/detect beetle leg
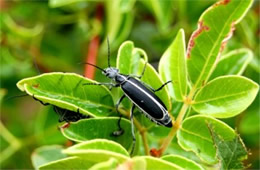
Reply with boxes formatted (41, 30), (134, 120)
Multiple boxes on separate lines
(130, 105), (136, 156)
(129, 62), (147, 79)
(112, 95), (126, 136)
(33, 95), (50, 106)
(154, 80), (172, 92)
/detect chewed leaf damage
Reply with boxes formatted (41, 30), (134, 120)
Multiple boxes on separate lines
(187, 21), (210, 58)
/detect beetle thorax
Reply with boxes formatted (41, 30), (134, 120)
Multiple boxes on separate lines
(103, 67), (119, 79)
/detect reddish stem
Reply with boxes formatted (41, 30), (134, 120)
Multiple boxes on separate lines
(84, 4), (103, 78)
(84, 36), (100, 78)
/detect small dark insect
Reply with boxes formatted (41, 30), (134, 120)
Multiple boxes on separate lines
(84, 38), (173, 155)
(32, 95), (89, 123)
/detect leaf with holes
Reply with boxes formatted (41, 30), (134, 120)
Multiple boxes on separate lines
(192, 76), (259, 118)
(177, 115), (236, 164)
(208, 124), (248, 170)
(17, 73), (115, 117)
(187, 0), (253, 88)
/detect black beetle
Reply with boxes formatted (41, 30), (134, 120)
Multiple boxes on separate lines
(84, 38), (172, 154)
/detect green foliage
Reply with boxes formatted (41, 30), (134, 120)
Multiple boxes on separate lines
(162, 155), (204, 170)
(177, 115), (236, 164)
(159, 29), (187, 101)
(61, 118), (133, 150)
(209, 126), (248, 170)
(192, 76), (259, 118)
(17, 73), (115, 117)
(1, 0), (259, 169)
(187, 0), (253, 88)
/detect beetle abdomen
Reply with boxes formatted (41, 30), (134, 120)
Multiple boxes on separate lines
(121, 77), (172, 127)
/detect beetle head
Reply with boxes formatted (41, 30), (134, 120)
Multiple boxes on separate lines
(103, 67), (119, 79)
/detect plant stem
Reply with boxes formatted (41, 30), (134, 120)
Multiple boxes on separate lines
(158, 103), (189, 155)
(157, 86), (197, 156)
(133, 118), (150, 155)
(0, 121), (21, 164)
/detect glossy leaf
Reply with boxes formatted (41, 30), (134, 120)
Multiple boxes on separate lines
(210, 48), (253, 80)
(162, 155), (204, 170)
(39, 157), (94, 170)
(209, 125), (248, 169)
(192, 76), (259, 118)
(187, 0), (253, 88)
(177, 115), (236, 164)
(89, 158), (118, 170)
(17, 73), (115, 117)
(61, 117), (133, 150)
(159, 29), (187, 101)
(63, 139), (130, 162)
(31, 145), (67, 169)
(133, 156), (182, 169)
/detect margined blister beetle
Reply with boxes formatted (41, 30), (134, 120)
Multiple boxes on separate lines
(84, 38), (173, 155)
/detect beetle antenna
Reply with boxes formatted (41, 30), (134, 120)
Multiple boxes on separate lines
(82, 62), (106, 72)
(5, 94), (29, 101)
(107, 36), (111, 68)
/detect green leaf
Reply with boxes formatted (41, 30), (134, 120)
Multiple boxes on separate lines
(63, 139), (130, 162)
(141, 0), (174, 32)
(39, 157), (94, 170)
(16, 73), (115, 117)
(116, 41), (148, 76)
(105, 1), (134, 48)
(61, 118), (133, 150)
(48, 0), (87, 8)
(31, 145), (67, 169)
(89, 158), (118, 170)
(159, 29), (187, 101)
(210, 48), (253, 80)
(118, 157), (146, 170)
(187, 0), (253, 88)
(192, 76), (259, 118)
(208, 125), (248, 170)
(133, 156), (182, 169)
(162, 155), (204, 170)
(177, 115), (236, 164)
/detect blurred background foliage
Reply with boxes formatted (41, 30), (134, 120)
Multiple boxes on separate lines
(0, 0), (259, 169)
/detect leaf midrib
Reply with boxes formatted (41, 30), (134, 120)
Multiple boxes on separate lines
(193, 90), (252, 104)
(25, 84), (114, 109)
(181, 128), (213, 143)
(193, 1), (243, 89)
